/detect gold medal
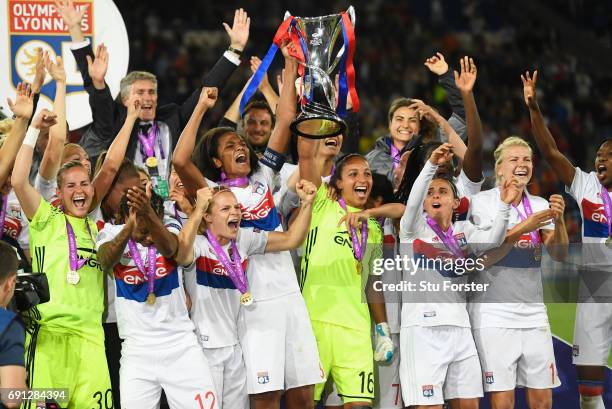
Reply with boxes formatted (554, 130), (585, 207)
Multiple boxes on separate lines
(145, 156), (158, 168)
(146, 293), (156, 305)
(606, 236), (612, 248)
(240, 292), (253, 306)
(534, 247), (542, 262)
(356, 261), (362, 274)
(67, 270), (80, 285)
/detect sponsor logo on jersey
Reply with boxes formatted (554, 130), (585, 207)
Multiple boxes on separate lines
(581, 199), (608, 238)
(1, 0), (129, 129)
(2, 214), (22, 240)
(334, 230), (353, 248)
(257, 371), (270, 384)
(240, 188), (280, 231)
(485, 371), (494, 384)
(422, 385), (434, 398)
(195, 254), (248, 290)
(572, 344), (579, 357)
(114, 254), (179, 301)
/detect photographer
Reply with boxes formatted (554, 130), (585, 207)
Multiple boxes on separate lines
(0, 242), (26, 409)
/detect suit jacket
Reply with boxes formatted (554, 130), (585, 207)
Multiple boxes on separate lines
(71, 43), (238, 160)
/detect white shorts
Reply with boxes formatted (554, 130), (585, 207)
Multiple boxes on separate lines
(322, 333), (402, 408)
(473, 327), (561, 391)
(238, 292), (324, 394)
(399, 326), (483, 406)
(203, 344), (248, 409)
(120, 338), (217, 409)
(572, 302), (612, 366)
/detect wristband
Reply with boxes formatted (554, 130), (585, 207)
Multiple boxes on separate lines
(228, 46), (243, 56)
(23, 126), (40, 148)
(260, 147), (286, 172)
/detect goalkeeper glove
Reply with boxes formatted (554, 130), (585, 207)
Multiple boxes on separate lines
(374, 322), (395, 363)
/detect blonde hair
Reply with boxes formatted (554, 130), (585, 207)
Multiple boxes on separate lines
(493, 136), (533, 184)
(0, 118), (15, 147)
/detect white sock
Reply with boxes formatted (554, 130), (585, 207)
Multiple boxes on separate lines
(580, 394), (605, 409)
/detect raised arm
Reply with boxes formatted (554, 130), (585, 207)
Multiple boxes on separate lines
(0, 84), (35, 187)
(12, 110), (50, 220)
(522, 71), (575, 186)
(454, 56), (483, 182)
(175, 188), (212, 266)
(97, 215), (135, 272)
(172, 88), (217, 198)
(38, 54), (67, 181)
(91, 96), (141, 206)
(55, 0), (87, 42)
(410, 100), (467, 160)
(251, 57), (279, 113)
(265, 47), (298, 155)
(265, 180), (315, 252)
(399, 143), (453, 234)
(542, 194), (569, 261)
(127, 187), (178, 259)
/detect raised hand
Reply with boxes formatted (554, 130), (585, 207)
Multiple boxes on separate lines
(86, 44), (109, 89)
(223, 8), (250, 52)
(170, 189), (194, 216)
(454, 56), (477, 93)
(549, 194), (565, 224)
(296, 179), (317, 205)
(7, 82), (33, 119)
(197, 87), (218, 109)
(196, 187), (214, 213)
(126, 96), (141, 120)
(424, 52), (449, 76)
(500, 177), (522, 205)
(31, 48), (46, 93)
(250, 56), (271, 90)
(337, 210), (370, 230)
(521, 70), (538, 110)
(519, 209), (555, 234)
(55, 0), (87, 31)
(31, 109), (58, 130)
(428, 142), (454, 166)
(43, 53), (66, 83)
(409, 99), (443, 124)
(127, 186), (155, 221)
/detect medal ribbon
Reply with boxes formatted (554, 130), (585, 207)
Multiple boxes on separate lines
(337, 11), (359, 117)
(0, 195), (7, 240)
(65, 217), (94, 272)
(512, 194), (541, 245)
(338, 197), (368, 261)
(425, 216), (465, 259)
(600, 183), (612, 237)
(220, 171), (249, 188)
(206, 229), (248, 295)
(128, 240), (157, 297)
(138, 122), (166, 160)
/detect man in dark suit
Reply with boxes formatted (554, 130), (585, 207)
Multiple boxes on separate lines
(56, 1), (250, 193)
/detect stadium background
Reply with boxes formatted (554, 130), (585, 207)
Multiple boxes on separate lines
(102, 0), (611, 407)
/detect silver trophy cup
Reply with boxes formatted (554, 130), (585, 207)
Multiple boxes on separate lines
(287, 7), (356, 139)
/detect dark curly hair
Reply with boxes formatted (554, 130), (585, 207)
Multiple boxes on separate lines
(194, 127), (260, 182)
(117, 188), (164, 224)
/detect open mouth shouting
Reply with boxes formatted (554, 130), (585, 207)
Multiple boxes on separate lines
(354, 185), (368, 200)
(431, 202), (442, 209)
(73, 194), (87, 209)
(227, 217), (240, 233)
(324, 137), (339, 149)
(234, 150), (248, 165)
(597, 164), (608, 177)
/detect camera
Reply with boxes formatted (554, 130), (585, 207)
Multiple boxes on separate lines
(9, 272), (50, 312)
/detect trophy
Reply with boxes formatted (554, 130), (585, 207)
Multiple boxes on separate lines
(240, 6), (360, 139)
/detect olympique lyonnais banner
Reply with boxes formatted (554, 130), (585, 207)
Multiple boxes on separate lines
(0, 0), (129, 130)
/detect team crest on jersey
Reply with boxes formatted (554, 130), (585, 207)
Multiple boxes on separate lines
(422, 385), (434, 398)
(572, 344), (579, 357)
(485, 371), (494, 384)
(257, 371), (270, 384)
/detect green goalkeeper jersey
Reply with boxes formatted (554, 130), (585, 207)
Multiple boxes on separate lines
(29, 200), (105, 345)
(300, 184), (383, 333)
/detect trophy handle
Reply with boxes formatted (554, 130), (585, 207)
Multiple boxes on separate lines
(328, 7), (356, 74)
(347, 5), (356, 25)
(284, 11), (292, 20)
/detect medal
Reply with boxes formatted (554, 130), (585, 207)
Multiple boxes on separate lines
(337, 197), (369, 269)
(128, 240), (158, 304)
(207, 228), (251, 304)
(145, 156), (158, 168)
(606, 236), (612, 248)
(67, 269), (80, 285)
(146, 292), (156, 305)
(240, 292), (253, 306)
(65, 216), (94, 286)
(425, 216), (465, 260)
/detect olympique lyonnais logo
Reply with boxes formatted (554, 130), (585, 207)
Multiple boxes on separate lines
(0, 0), (129, 129)
(422, 384), (434, 398)
(257, 371), (270, 384)
(572, 344), (579, 357)
(485, 371), (495, 384)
